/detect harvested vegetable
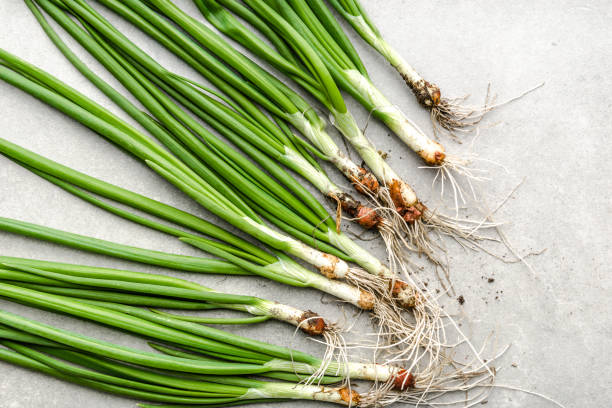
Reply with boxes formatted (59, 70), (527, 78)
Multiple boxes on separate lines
(0, 136), (435, 363)
(0, 46), (386, 295)
(31, 0), (384, 233)
(18, 1), (402, 288)
(0, 216), (372, 318)
(0, 256), (330, 333)
(327, 0), (495, 138)
(184, 0), (497, 262)
(0, 307), (420, 406)
(0, 296), (493, 406)
(1, 11), (443, 357)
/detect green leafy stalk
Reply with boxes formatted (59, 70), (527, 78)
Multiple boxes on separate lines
(0, 341), (352, 405)
(4, 341), (236, 398)
(0, 305), (402, 384)
(0, 215), (375, 310)
(0, 46), (352, 278)
(94, 0), (378, 204)
(32, 0), (340, 234)
(0, 307), (275, 375)
(0, 261), (334, 332)
(0, 345), (254, 404)
(263, 0), (449, 166)
(193, 0), (435, 213)
(0, 216), (247, 275)
(0, 135), (376, 310)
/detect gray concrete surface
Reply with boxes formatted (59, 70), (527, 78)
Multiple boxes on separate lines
(0, 0), (610, 407)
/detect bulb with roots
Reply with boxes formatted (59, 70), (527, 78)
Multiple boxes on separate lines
(404, 76), (493, 141)
(353, 319), (500, 407)
(329, 191), (383, 230)
(359, 364), (496, 407)
(407, 77), (543, 142)
(330, 353), (492, 406)
(374, 177), (500, 267)
(304, 263), (483, 405)
(341, 270), (446, 372)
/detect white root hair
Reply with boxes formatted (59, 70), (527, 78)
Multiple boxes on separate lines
(423, 153), (491, 216)
(303, 321), (351, 387)
(431, 82), (545, 141)
(359, 326), (504, 407)
(345, 176), (418, 277)
(374, 181), (503, 269)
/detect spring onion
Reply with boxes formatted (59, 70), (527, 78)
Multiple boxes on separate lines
(239, 0), (459, 170)
(89, 0), (380, 196)
(1, 3), (445, 372)
(0, 19), (432, 336)
(327, 0), (495, 138)
(49, 0), (431, 272)
(0, 257), (336, 331)
(0, 215), (375, 312)
(0, 46), (365, 284)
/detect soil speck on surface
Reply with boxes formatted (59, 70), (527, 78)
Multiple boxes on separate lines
(457, 295), (465, 305)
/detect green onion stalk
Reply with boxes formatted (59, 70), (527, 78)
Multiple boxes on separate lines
(243, 0), (457, 167)
(328, 0), (492, 139)
(4, 1), (442, 368)
(38, 0), (384, 234)
(94, 0), (381, 209)
(0, 134), (435, 361)
(16, 0), (432, 331)
(187, 0), (497, 262)
(0, 255), (329, 334)
(0, 306), (431, 406)
(24, 0), (404, 288)
(0, 211), (379, 321)
(0, 215), (399, 378)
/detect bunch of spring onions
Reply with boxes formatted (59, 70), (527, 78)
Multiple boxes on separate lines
(0, 304), (424, 407)
(28, 0), (384, 232)
(56, 0), (381, 214)
(94, 0), (495, 262)
(0, 278), (493, 406)
(0, 44), (436, 330)
(198, 0), (449, 165)
(0, 215), (372, 333)
(0, 1), (504, 405)
(67, 0), (409, 219)
(0, 255), (332, 335)
(2, 4), (449, 357)
(18, 1), (405, 288)
(0, 48), (397, 302)
(0, 129), (438, 363)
